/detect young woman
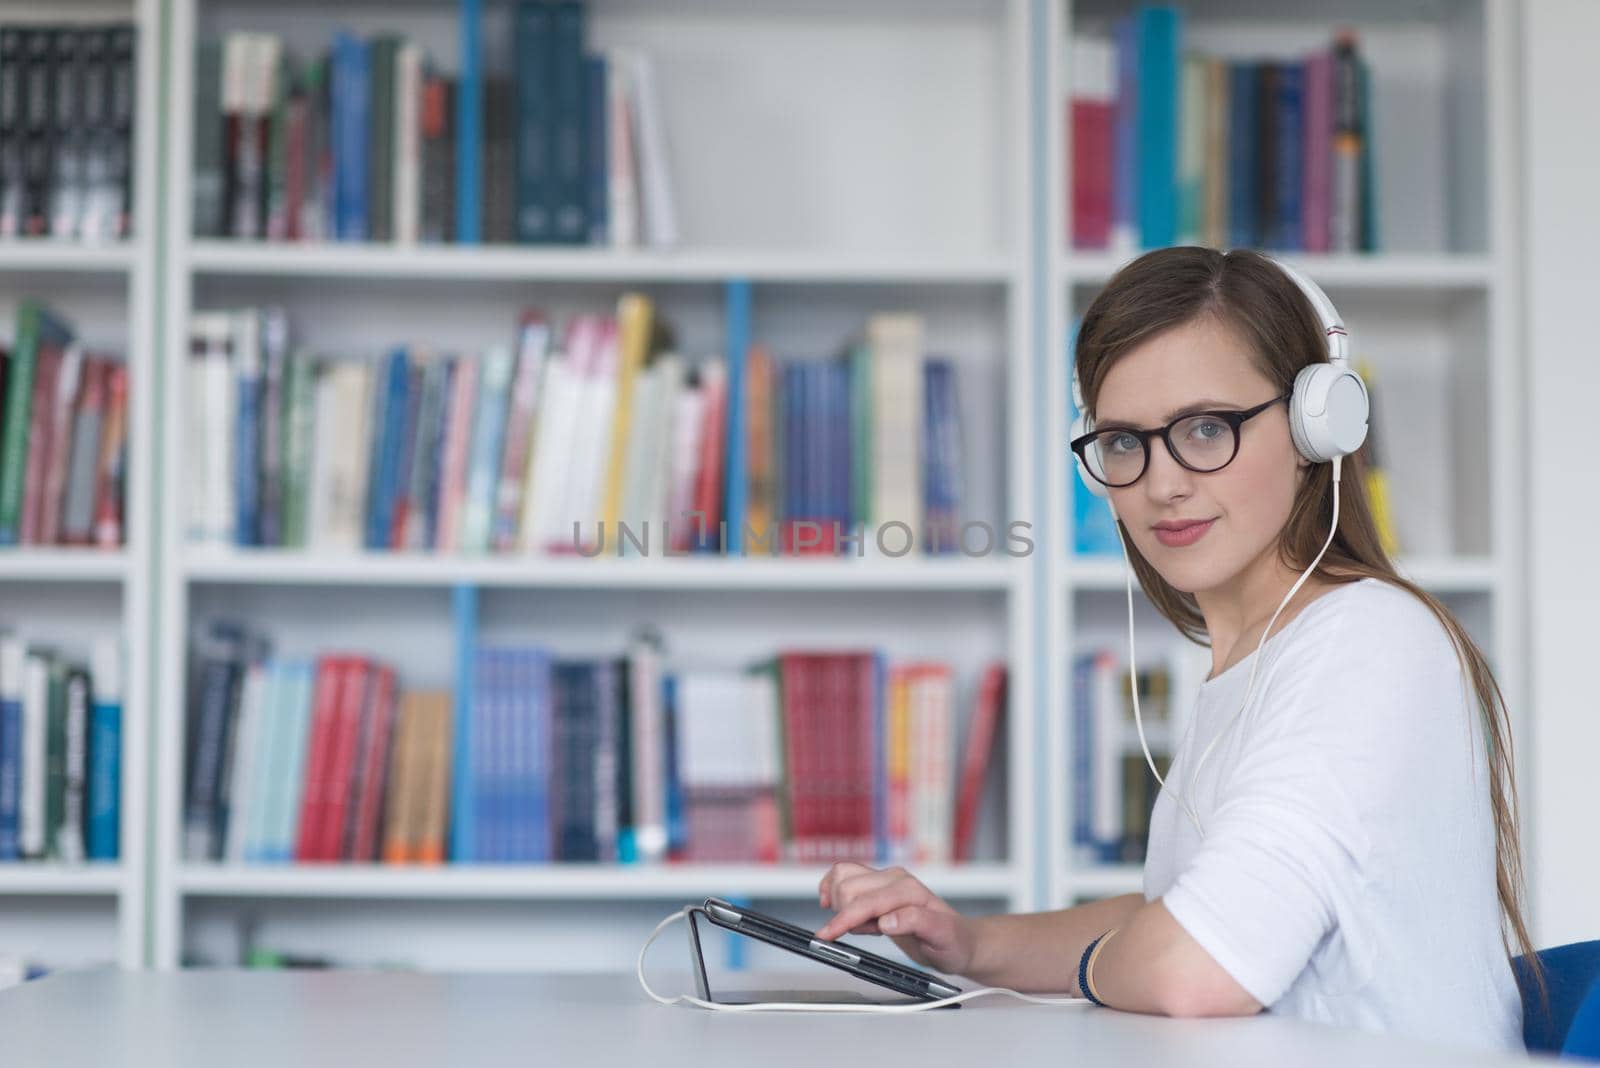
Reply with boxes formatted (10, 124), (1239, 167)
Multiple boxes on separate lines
(812, 247), (1538, 1052)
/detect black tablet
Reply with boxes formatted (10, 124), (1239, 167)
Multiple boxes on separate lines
(687, 897), (963, 1007)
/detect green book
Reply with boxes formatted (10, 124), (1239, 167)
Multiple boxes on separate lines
(0, 301), (72, 545)
(367, 35), (401, 242)
(280, 351), (318, 549)
(850, 342), (873, 533)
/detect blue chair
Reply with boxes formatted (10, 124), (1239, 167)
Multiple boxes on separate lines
(1514, 940), (1600, 1060)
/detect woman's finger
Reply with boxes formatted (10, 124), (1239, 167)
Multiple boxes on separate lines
(814, 880), (927, 943)
(818, 861), (877, 909)
(830, 866), (912, 913)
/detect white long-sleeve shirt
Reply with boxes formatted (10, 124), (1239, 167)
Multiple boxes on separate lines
(1142, 576), (1524, 1053)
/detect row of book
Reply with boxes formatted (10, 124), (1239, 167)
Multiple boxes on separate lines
(1069, 7), (1377, 253)
(0, 23), (137, 242)
(184, 621), (1006, 867)
(186, 299), (990, 558)
(0, 636), (122, 863)
(0, 300), (129, 548)
(1071, 649), (1203, 865)
(196, 2), (676, 248)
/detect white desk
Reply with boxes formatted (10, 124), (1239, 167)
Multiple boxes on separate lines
(0, 969), (1548, 1067)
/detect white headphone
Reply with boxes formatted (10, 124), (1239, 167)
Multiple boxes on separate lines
(1069, 253), (1370, 837)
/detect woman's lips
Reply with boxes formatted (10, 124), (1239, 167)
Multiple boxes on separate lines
(1153, 518), (1215, 547)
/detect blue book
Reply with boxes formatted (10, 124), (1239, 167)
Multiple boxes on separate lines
(1136, 5), (1182, 249)
(449, 584), (479, 862)
(832, 361), (852, 541)
(582, 54), (608, 243)
(1227, 62), (1259, 248)
(1272, 63), (1304, 250)
(457, 0), (483, 243)
(723, 281), (751, 554)
(462, 346), (514, 553)
(332, 32), (370, 241)
(550, 2), (588, 243)
(514, 1), (555, 243)
(0, 640), (23, 860)
(272, 661), (316, 864)
(365, 349), (411, 550)
(86, 642), (122, 862)
(233, 319), (261, 547)
(473, 648), (502, 861)
(1072, 654), (1093, 856)
(661, 673), (685, 857)
(1112, 15), (1139, 247)
(423, 358), (456, 550)
(781, 362), (800, 546)
(525, 649), (552, 862)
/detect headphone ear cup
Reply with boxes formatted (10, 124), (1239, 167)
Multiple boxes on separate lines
(1289, 363), (1371, 464)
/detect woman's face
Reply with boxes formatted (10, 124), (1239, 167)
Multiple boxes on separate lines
(1093, 315), (1305, 597)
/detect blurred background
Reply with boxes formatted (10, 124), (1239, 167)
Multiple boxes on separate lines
(0, 0), (1593, 984)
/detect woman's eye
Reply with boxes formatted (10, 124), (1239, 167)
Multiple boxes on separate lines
(1190, 419), (1226, 441)
(1106, 433), (1139, 455)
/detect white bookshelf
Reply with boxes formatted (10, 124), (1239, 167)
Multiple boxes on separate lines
(1043, 0), (1526, 907)
(0, 0), (160, 972)
(152, 0), (1038, 971)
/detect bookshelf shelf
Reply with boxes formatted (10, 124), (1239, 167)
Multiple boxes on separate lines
(0, 242), (138, 274)
(176, 862), (1021, 901)
(180, 550), (1022, 592)
(0, 550), (129, 583)
(0, 865), (128, 897)
(186, 241), (1018, 286)
(1062, 554), (1501, 595)
(1064, 252), (1498, 291)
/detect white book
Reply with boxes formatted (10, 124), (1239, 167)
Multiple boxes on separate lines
(520, 353), (577, 553)
(867, 314), (925, 556)
(622, 51), (679, 249)
(615, 361), (658, 556)
(19, 652), (48, 859)
(627, 634), (666, 862)
(224, 662), (267, 865)
(605, 55), (640, 250)
(910, 670), (955, 866)
(666, 377), (705, 551)
(1090, 652), (1124, 855)
(189, 312), (236, 545)
(318, 360), (373, 550)
(566, 323), (619, 555)
(644, 353), (685, 546)
(393, 43), (423, 245)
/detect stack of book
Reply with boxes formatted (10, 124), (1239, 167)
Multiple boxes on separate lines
(0, 299), (129, 548)
(184, 620), (1007, 867)
(0, 635), (122, 864)
(0, 23), (138, 242)
(196, 1), (675, 247)
(186, 299), (993, 558)
(1069, 5), (1376, 253)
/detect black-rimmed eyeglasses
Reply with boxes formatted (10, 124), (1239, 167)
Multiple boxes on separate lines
(1070, 393), (1293, 489)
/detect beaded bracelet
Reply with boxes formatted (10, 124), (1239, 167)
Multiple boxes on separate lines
(1077, 927), (1120, 1007)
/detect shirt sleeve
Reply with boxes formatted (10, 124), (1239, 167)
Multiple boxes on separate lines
(1159, 605), (1394, 1008)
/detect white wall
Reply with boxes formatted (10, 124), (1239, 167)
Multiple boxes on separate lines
(1522, 0), (1600, 947)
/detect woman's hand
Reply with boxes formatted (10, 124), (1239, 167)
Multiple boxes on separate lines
(813, 862), (979, 977)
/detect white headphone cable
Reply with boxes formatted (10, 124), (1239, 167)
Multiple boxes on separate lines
(1118, 454), (1345, 839)
(636, 909), (1087, 1013)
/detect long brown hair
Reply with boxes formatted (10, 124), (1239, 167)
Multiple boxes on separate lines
(1074, 245), (1543, 1006)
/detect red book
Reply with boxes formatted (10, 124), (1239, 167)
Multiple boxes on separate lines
(853, 653), (879, 862)
(952, 663), (1006, 863)
(319, 659), (371, 861)
(295, 657), (348, 862)
(283, 93), (308, 241)
(93, 364), (128, 547)
(19, 345), (61, 544)
(778, 653), (812, 863)
(348, 664), (397, 861)
(38, 348), (84, 545)
(691, 362), (726, 551)
(1072, 99), (1114, 250)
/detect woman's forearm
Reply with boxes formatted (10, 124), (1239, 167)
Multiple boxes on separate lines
(962, 893), (1146, 993)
